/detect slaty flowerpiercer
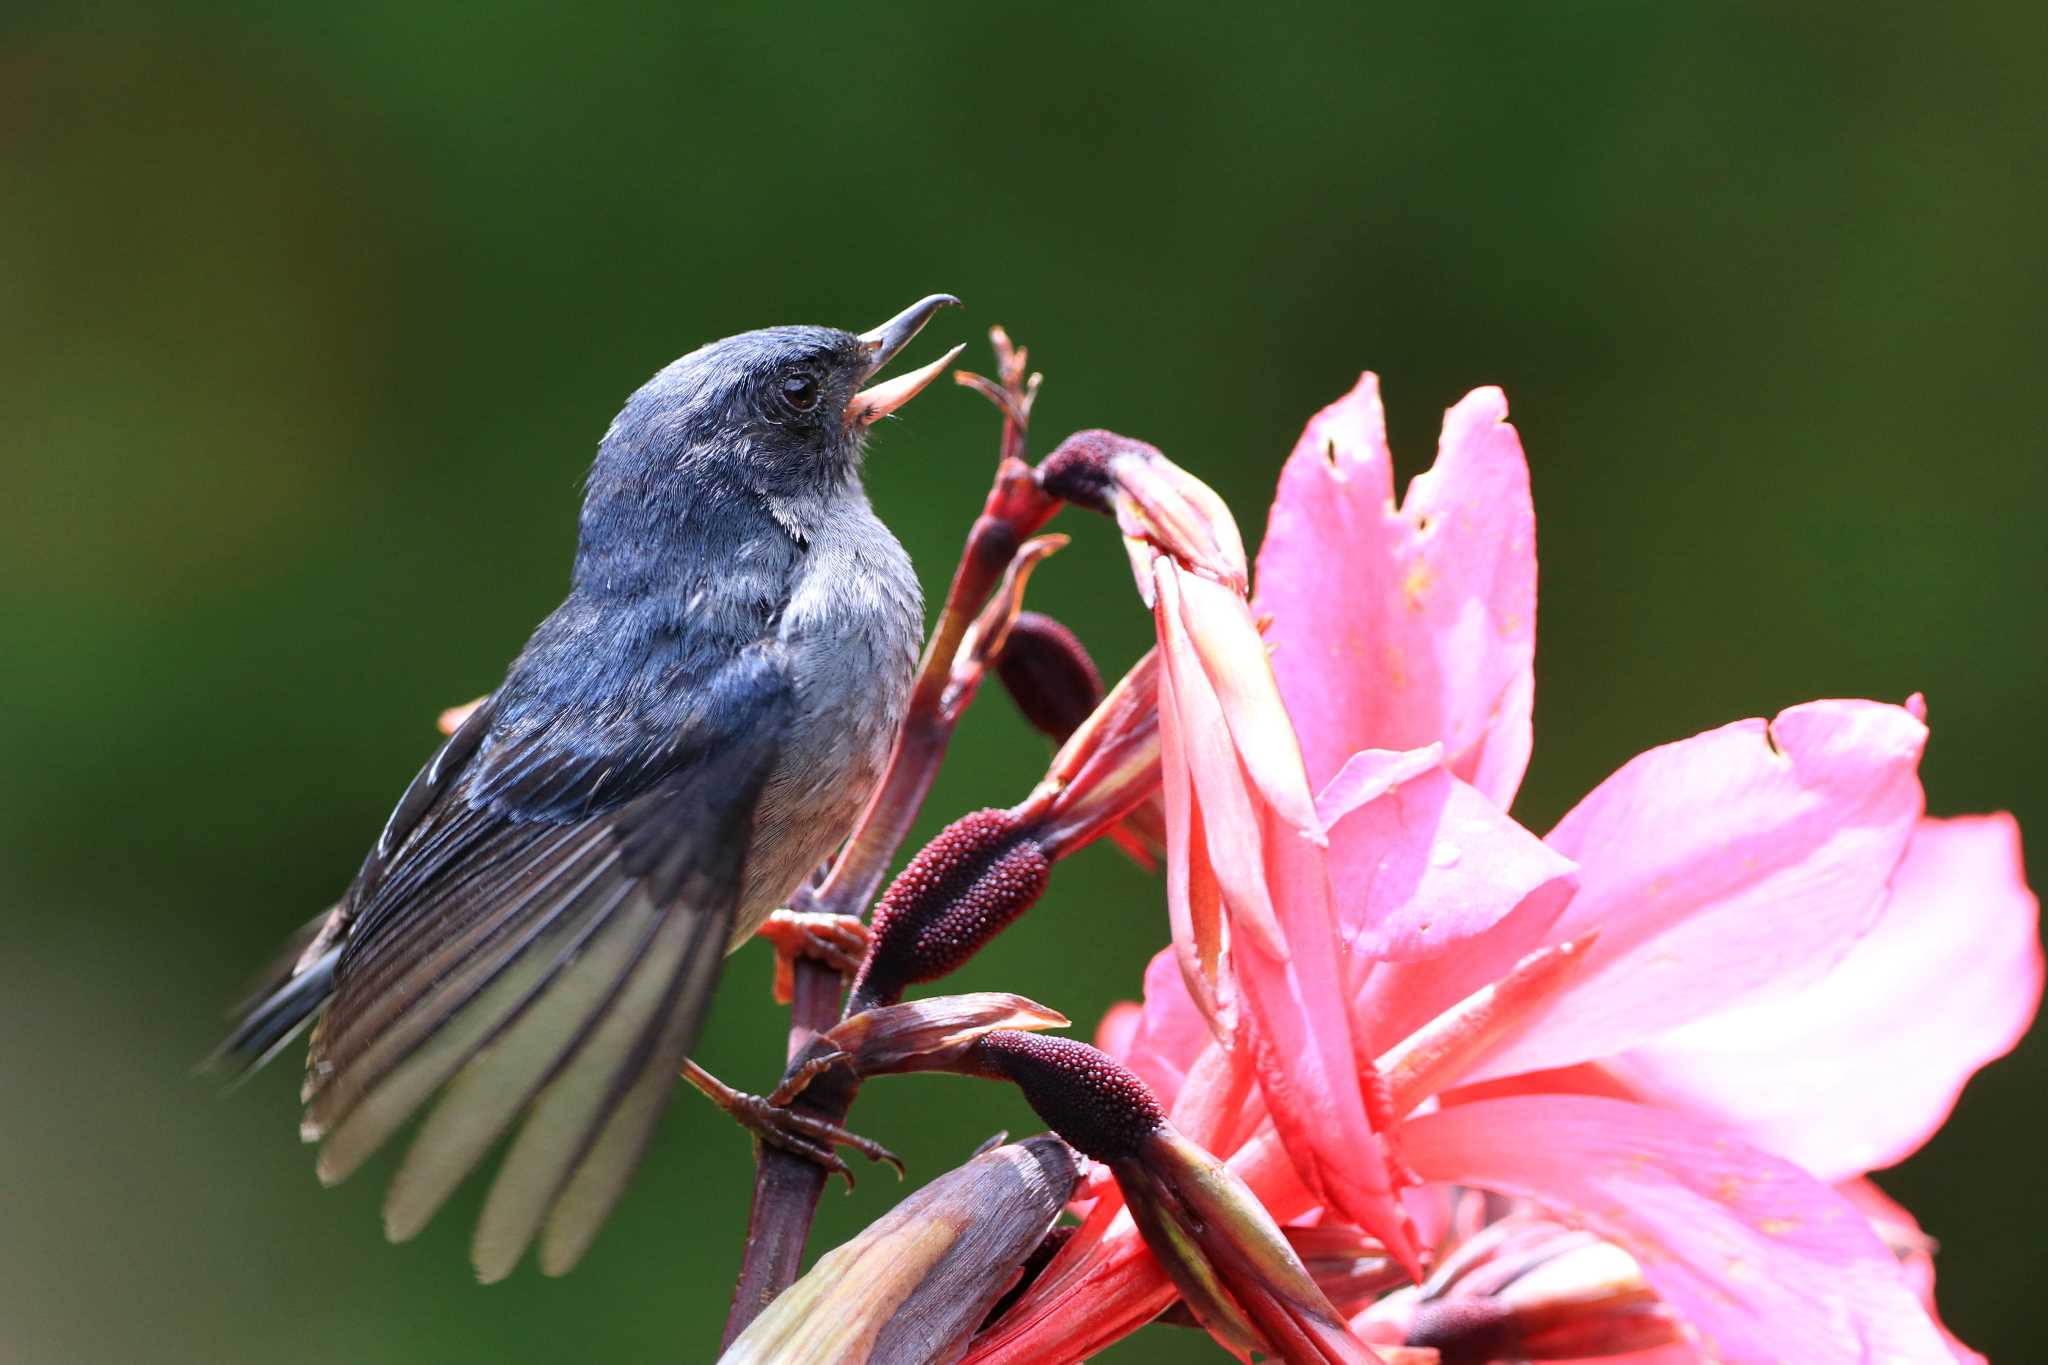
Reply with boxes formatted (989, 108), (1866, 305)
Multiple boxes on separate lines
(215, 295), (962, 1281)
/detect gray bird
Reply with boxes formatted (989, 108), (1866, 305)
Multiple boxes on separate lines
(217, 295), (959, 1281)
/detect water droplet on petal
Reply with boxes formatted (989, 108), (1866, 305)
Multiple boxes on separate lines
(1429, 840), (1462, 869)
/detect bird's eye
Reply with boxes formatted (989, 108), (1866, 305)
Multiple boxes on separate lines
(780, 371), (820, 412)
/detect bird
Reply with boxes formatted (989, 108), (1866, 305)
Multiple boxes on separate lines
(214, 295), (962, 1282)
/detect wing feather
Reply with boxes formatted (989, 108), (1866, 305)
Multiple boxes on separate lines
(293, 641), (793, 1278)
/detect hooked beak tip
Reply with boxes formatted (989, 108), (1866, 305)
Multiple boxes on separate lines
(857, 294), (963, 377)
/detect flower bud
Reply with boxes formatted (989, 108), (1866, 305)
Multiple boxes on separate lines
(848, 810), (1051, 1012)
(719, 1136), (1079, 1365)
(993, 611), (1104, 743)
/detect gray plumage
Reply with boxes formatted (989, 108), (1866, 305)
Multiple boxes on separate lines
(217, 299), (953, 1281)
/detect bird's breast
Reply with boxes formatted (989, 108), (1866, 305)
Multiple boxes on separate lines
(728, 505), (923, 946)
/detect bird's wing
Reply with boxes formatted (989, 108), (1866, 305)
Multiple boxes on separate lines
(301, 642), (794, 1282)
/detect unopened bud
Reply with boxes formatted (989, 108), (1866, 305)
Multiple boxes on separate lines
(849, 810), (1051, 1012)
(961, 1031), (1168, 1163)
(719, 1136), (1079, 1365)
(993, 611), (1104, 743)
(1037, 430), (1248, 602)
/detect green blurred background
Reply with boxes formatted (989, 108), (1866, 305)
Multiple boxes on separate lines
(4, 4), (2042, 1361)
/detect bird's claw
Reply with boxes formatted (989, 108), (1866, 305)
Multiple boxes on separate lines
(726, 1091), (903, 1189)
(756, 909), (870, 1004)
(767, 1048), (851, 1107)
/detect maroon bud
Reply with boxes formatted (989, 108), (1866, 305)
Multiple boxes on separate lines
(1036, 429), (1155, 513)
(964, 1031), (1167, 1163)
(850, 810), (1050, 1012)
(994, 611), (1104, 743)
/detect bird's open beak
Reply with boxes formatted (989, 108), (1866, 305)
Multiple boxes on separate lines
(849, 294), (964, 426)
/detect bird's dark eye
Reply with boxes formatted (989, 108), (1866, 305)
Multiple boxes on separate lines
(780, 371), (820, 412)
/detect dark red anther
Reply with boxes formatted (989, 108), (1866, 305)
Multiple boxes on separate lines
(964, 1031), (1167, 1164)
(994, 611), (1104, 744)
(849, 810), (1050, 1012)
(1035, 429), (1157, 513)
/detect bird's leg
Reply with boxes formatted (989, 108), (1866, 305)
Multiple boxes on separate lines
(681, 1059), (901, 1188)
(754, 909), (869, 1005)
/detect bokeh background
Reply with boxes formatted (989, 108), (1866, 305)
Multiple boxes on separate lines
(4, 4), (2042, 1361)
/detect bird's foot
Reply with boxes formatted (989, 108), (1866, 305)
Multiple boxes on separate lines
(682, 1059), (901, 1188)
(755, 908), (869, 1004)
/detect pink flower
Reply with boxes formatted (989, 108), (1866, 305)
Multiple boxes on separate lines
(970, 376), (2038, 1363)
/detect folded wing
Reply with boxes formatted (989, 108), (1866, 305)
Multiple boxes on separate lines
(300, 644), (793, 1281)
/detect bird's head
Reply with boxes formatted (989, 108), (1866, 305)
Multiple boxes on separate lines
(598, 295), (963, 503)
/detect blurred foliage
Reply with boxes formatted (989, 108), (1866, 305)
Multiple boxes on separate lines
(2, 3), (2041, 1362)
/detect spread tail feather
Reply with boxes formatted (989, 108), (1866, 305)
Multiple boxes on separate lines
(208, 918), (342, 1085)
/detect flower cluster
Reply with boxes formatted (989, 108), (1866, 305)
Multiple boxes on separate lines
(724, 354), (2039, 1364)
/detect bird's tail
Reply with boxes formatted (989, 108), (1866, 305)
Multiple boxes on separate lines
(206, 908), (343, 1085)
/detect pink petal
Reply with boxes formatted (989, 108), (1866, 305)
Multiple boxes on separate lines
(1403, 1095), (1956, 1364)
(1105, 947), (1216, 1106)
(1836, 1179), (1985, 1365)
(1256, 375), (1537, 810)
(1319, 749), (1579, 964)
(1350, 878), (1576, 1062)
(1153, 562), (1418, 1268)
(1094, 1000), (1142, 1066)
(1156, 564), (1287, 962)
(1607, 814), (2041, 1181)
(1155, 630), (1236, 1033)
(1237, 820), (1421, 1274)
(1175, 566), (1322, 837)
(1467, 700), (1928, 1083)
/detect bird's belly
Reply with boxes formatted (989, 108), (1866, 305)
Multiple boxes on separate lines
(724, 693), (902, 951)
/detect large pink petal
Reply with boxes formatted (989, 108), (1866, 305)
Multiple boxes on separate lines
(1256, 375), (1537, 810)
(1319, 749), (1579, 964)
(1350, 879), (1576, 1063)
(1403, 1095), (1956, 1363)
(1467, 700), (1927, 1083)
(1607, 815), (2041, 1181)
